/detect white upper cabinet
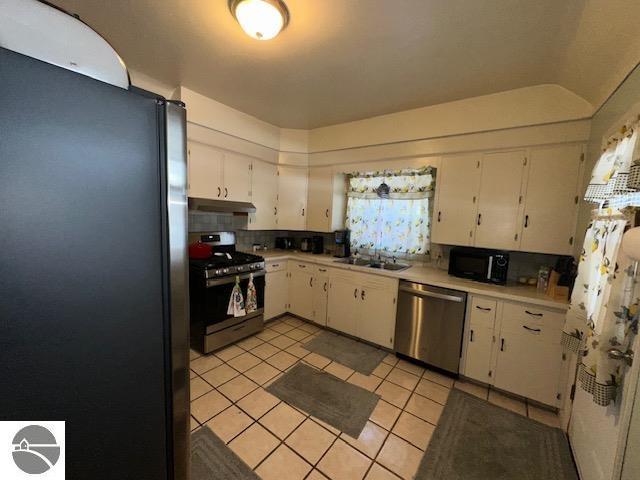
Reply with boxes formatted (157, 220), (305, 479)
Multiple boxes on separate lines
(187, 141), (251, 202)
(277, 165), (308, 230)
(307, 166), (347, 233)
(222, 152), (252, 203)
(520, 144), (583, 255)
(187, 141), (223, 199)
(432, 153), (481, 246)
(248, 160), (278, 230)
(474, 150), (526, 251)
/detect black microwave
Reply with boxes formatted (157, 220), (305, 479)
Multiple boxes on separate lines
(448, 247), (509, 285)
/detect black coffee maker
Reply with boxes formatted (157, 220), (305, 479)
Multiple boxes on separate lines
(312, 236), (324, 254)
(334, 230), (350, 258)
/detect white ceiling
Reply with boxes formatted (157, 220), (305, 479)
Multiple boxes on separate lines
(51, 0), (640, 129)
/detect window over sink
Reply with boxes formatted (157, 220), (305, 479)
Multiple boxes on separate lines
(345, 166), (435, 255)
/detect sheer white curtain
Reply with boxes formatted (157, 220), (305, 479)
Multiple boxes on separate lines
(345, 167), (435, 255)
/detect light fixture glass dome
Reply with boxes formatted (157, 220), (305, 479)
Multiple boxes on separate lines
(230, 0), (289, 41)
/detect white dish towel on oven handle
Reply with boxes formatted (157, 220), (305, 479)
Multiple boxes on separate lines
(246, 273), (257, 314)
(227, 275), (246, 317)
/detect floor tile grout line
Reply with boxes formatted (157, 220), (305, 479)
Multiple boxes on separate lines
(190, 323), (455, 478)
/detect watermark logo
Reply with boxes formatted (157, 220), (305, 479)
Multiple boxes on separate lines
(11, 425), (60, 474)
(0, 421), (64, 479)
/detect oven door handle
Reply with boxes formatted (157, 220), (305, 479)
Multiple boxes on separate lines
(206, 270), (265, 287)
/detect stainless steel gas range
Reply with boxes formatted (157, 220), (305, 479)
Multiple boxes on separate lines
(189, 231), (265, 353)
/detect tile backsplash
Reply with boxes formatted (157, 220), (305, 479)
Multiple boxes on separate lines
(189, 211), (570, 279)
(188, 211), (336, 253)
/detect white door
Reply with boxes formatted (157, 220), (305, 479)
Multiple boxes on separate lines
(431, 153), (481, 246)
(265, 270), (288, 320)
(357, 278), (397, 348)
(570, 334), (640, 480)
(327, 274), (359, 336)
(312, 272), (329, 326)
(248, 160), (278, 230)
(464, 325), (494, 383)
(307, 166), (333, 232)
(474, 150), (525, 250)
(289, 269), (314, 320)
(278, 166), (308, 230)
(520, 144), (583, 254)
(222, 151), (252, 202)
(187, 141), (223, 199)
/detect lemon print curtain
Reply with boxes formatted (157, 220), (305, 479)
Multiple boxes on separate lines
(345, 167), (435, 255)
(562, 217), (638, 406)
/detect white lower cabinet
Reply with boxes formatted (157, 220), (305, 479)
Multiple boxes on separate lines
(327, 269), (398, 348)
(462, 295), (565, 406)
(326, 270), (359, 336)
(264, 262), (288, 320)
(288, 262), (314, 320)
(493, 330), (563, 406)
(312, 268), (329, 326)
(464, 325), (495, 384)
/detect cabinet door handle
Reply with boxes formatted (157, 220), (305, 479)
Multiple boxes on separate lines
(298, 264), (306, 268)
(525, 310), (543, 317)
(524, 215), (529, 228)
(310, 277), (313, 287)
(523, 325), (542, 333)
(323, 282), (327, 292)
(477, 213), (482, 225)
(475, 306), (491, 311)
(470, 329), (474, 342)
(217, 186), (221, 197)
(437, 211), (441, 222)
(325, 209), (329, 217)
(274, 206), (277, 215)
(318, 268), (327, 272)
(354, 288), (358, 298)
(272, 263), (279, 268)
(302, 208), (305, 216)
(224, 187), (228, 198)
(500, 338), (505, 351)
(361, 289), (366, 300)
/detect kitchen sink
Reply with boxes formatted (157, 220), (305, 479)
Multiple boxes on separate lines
(333, 257), (371, 266)
(334, 257), (410, 271)
(368, 261), (411, 271)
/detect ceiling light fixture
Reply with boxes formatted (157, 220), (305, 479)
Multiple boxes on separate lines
(229, 0), (289, 41)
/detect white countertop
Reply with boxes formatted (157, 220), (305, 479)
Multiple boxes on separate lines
(253, 249), (570, 310)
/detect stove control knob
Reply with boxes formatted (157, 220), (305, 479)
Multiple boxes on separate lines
(222, 268), (229, 274)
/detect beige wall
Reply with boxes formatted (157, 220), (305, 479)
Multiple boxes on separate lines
(307, 84), (592, 153)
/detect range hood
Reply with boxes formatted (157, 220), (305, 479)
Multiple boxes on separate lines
(188, 197), (256, 213)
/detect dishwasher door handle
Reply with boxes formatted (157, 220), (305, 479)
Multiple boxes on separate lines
(399, 286), (465, 303)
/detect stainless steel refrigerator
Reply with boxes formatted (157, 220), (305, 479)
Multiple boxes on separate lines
(0, 43), (190, 479)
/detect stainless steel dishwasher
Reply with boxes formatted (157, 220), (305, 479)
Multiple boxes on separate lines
(394, 281), (467, 374)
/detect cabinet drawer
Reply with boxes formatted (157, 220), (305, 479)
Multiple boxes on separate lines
(469, 296), (497, 329)
(266, 260), (286, 273)
(315, 265), (330, 275)
(360, 273), (398, 291)
(289, 261), (315, 273)
(500, 302), (564, 344)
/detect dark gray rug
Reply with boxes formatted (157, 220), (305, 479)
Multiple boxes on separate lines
(303, 331), (387, 375)
(417, 390), (578, 480)
(191, 426), (260, 480)
(266, 362), (380, 437)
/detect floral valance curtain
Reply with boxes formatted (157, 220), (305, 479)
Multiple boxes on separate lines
(563, 120), (640, 406)
(585, 120), (640, 209)
(346, 167), (435, 255)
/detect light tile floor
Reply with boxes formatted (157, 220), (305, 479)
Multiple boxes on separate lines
(190, 315), (560, 480)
